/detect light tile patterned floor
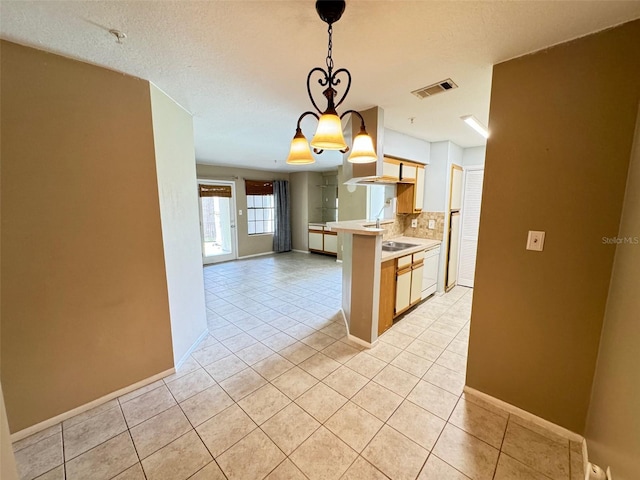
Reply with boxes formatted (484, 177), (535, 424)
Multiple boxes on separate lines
(14, 252), (584, 480)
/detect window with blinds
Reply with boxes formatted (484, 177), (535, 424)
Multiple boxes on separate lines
(245, 180), (274, 235)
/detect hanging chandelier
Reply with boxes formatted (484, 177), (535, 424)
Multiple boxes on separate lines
(286, 0), (377, 165)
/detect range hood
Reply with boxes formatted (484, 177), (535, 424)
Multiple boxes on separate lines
(344, 175), (399, 185)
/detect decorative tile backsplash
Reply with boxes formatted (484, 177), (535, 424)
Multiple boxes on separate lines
(384, 211), (446, 241)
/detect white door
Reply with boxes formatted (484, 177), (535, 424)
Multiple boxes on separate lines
(458, 168), (484, 287)
(198, 181), (237, 264)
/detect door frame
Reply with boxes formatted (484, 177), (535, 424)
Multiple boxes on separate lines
(197, 179), (239, 265)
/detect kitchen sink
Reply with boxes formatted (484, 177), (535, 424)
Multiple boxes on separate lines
(382, 241), (419, 252)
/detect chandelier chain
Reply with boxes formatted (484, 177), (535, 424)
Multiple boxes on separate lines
(326, 24), (334, 73)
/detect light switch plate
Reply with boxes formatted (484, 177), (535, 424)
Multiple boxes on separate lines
(428, 219), (435, 229)
(526, 230), (545, 251)
(239, 210), (243, 215)
(411, 219), (418, 228)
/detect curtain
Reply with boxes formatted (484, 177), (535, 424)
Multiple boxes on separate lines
(273, 180), (291, 253)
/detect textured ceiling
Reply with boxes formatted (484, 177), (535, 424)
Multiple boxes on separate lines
(1, 1), (639, 172)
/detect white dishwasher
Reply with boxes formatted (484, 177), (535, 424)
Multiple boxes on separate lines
(422, 246), (440, 299)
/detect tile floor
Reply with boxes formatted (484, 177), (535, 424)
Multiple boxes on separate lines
(14, 252), (584, 480)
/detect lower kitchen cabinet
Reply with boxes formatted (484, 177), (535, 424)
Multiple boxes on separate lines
(395, 266), (412, 314)
(379, 248), (431, 334)
(378, 260), (396, 335)
(308, 225), (338, 256)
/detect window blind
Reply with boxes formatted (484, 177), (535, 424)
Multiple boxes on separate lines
(245, 180), (273, 196)
(199, 184), (232, 198)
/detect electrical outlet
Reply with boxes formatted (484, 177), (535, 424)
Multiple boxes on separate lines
(428, 219), (435, 229)
(238, 209), (243, 215)
(411, 219), (418, 228)
(526, 230), (545, 251)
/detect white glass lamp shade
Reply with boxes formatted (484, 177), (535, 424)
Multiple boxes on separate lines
(310, 112), (348, 150)
(347, 130), (377, 163)
(286, 130), (315, 164)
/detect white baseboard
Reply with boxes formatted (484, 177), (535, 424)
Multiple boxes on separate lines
(463, 386), (584, 443)
(237, 251), (275, 260)
(11, 368), (175, 442)
(347, 333), (378, 349)
(292, 249), (310, 254)
(339, 308), (378, 349)
(175, 329), (209, 370)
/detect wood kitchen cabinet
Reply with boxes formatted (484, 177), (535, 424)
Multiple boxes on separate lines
(396, 163), (426, 214)
(378, 260), (396, 335)
(379, 250), (427, 335)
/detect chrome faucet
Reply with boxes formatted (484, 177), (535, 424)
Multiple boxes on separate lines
(374, 201), (389, 228)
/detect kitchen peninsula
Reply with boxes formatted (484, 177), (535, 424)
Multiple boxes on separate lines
(328, 219), (440, 346)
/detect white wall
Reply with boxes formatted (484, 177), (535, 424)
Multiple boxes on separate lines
(463, 146), (486, 166)
(424, 141), (449, 212)
(150, 84), (208, 366)
(384, 128), (431, 164)
(585, 107), (640, 480)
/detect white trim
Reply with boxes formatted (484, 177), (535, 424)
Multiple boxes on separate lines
(582, 439), (589, 480)
(463, 386), (584, 442)
(198, 179), (238, 265)
(292, 249), (310, 254)
(339, 308), (378, 349)
(237, 251), (275, 260)
(175, 329), (208, 370)
(335, 259), (343, 263)
(347, 333), (378, 349)
(11, 368), (175, 442)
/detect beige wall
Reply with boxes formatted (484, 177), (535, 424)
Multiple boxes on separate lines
(466, 21), (640, 433)
(290, 172), (310, 251)
(150, 84), (208, 365)
(0, 41), (174, 432)
(195, 165), (289, 258)
(584, 106), (640, 480)
(336, 165), (367, 260)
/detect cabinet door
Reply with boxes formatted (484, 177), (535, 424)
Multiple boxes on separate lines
(309, 232), (323, 251)
(383, 160), (400, 180)
(410, 265), (423, 304)
(395, 268), (412, 314)
(401, 163), (417, 181)
(323, 233), (338, 253)
(378, 260), (396, 335)
(414, 167), (425, 211)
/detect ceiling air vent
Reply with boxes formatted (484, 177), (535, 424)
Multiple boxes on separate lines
(411, 79), (458, 99)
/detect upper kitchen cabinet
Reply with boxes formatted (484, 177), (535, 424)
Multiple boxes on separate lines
(394, 158), (426, 214)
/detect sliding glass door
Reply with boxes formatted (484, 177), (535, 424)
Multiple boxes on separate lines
(198, 181), (237, 264)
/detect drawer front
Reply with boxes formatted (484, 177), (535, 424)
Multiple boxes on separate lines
(309, 225), (324, 231)
(397, 254), (412, 269)
(413, 250), (426, 263)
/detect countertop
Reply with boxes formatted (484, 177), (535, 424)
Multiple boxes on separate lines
(380, 236), (441, 261)
(326, 218), (394, 236)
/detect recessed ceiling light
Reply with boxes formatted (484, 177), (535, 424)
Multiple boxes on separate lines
(461, 115), (489, 139)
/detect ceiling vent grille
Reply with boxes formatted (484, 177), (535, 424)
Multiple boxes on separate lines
(411, 79), (458, 99)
